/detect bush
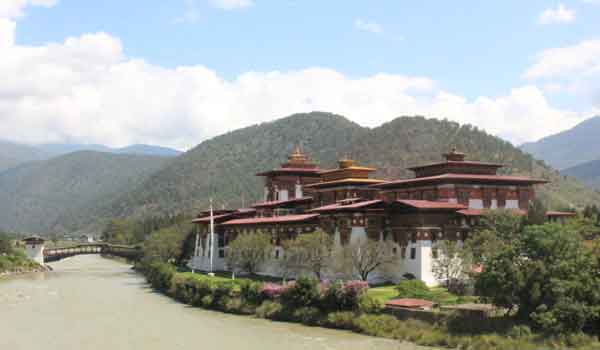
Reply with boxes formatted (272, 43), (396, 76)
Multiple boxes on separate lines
(357, 294), (383, 314)
(281, 277), (320, 308)
(260, 282), (288, 299)
(255, 300), (283, 319)
(211, 282), (235, 309)
(395, 279), (432, 299)
(507, 324), (532, 339)
(239, 281), (264, 305)
(354, 314), (402, 338)
(292, 307), (323, 326)
(325, 311), (357, 330)
(144, 261), (175, 292)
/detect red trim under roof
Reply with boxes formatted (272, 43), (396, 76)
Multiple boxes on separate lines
(373, 173), (549, 188)
(408, 160), (504, 171)
(192, 208), (257, 223)
(310, 199), (383, 213)
(221, 214), (320, 226)
(256, 167), (322, 176)
(396, 199), (466, 210)
(251, 197), (313, 208)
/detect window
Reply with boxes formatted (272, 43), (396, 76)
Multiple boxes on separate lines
(483, 190), (492, 208)
(218, 234), (225, 248)
(392, 247), (398, 255)
(410, 247), (416, 260)
(274, 249), (280, 259)
(457, 190), (469, 205)
(401, 246), (407, 259)
(497, 191), (506, 207)
(218, 249), (225, 258)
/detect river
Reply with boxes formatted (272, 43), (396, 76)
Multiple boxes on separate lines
(0, 255), (421, 350)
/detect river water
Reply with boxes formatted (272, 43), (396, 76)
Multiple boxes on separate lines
(0, 255), (421, 350)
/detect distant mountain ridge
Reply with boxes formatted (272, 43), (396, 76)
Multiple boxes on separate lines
(562, 159), (600, 190)
(521, 116), (600, 170)
(0, 141), (182, 174)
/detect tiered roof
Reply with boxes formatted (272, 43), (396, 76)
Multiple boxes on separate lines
(306, 158), (385, 189)
(256, 146), (322, 177)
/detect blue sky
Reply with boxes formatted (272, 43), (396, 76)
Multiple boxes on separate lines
(1, 0), (600, 149)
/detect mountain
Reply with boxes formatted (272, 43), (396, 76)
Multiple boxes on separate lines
(58, 112), (599, 233)
(0, 151), (168, 233)
(39, 143), (182, 158)
(562, 159), (600, 190)
(115, 144), (182, 157)
(521, 116), (600, 170)
(0, 141), (49, 173)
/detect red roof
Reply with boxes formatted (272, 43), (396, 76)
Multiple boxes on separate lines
(251, 197), (313, 208)
(310, 199), (383, 212)
(396, 199), (466, 210)
(192, 208), (257, 223)
(373, 173), (548, 188)
(221, 214), (320, 226)
(385, 298), (435, 309)
(457, 208), (527, 216)
(546, 211), (577, 217)
(305, 178), (385, 188)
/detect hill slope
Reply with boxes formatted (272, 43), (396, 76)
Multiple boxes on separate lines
(0, 151), (168, 233)
(39, 143), (182, 158)
(67, 112), (599, 232)
(521, 116), (600, 169)
(562, 160), (600, 190)
(0, 141), (48, 173)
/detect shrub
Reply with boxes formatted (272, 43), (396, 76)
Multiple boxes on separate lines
(144, 262), (175, 292)
(260, 282), (288, 299)
(200, 295), (213, 308)
(211, 281), (235, 309)
(354, 314), (401, 338)
(321, 280), (370, 312)
(240, 281), (264, 305)
(357, 294), (383, 314)
(507, 324), (532, 339)
(292, 307), (323, 326)
(255, 300), (283, 319)
(395, 279), (432, 299)
(281, 277), (320, 308)
(325, 311), (357, 330)
(191, 279), (213, 306)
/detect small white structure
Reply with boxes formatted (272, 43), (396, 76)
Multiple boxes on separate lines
(22, 236), (45, 265)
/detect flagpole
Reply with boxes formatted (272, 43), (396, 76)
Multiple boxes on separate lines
(209, 197), (215, 275)
(192, 224), (199, 273)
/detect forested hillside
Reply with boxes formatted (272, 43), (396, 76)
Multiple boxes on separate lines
(0, 151), (168, 233)
(62, 112), (599, 233)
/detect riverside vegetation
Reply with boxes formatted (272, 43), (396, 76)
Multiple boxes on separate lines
(0, 232), (45, 275)
(132, 206), (600, 350)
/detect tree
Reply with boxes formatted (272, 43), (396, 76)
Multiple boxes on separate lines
(431, 240), (473, 292)
(225, 231), (272, 275)
(465, 209), (523, 265)
(0, 232), (13, 255)
(341, 238), (395, 281)
(524, 198), (547, 226)
(141, 223), (191, 264)
(475, 223), (600, 333)
(282, 230), (332, 280)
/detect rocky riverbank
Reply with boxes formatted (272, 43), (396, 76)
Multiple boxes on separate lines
(0, 256), (50, 278)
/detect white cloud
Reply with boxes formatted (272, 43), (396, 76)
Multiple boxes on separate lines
(524, 39), (600, 108)
(354, 19), (383, 34)
(209, 0), (253, 10)
(0, 5), (590, 150)
(537, 4), (575, 24)
(0, 0), (56, 19)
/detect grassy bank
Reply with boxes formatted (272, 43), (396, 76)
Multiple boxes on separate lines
(0, 252), (46, 277)
(138, 262), (600, 350)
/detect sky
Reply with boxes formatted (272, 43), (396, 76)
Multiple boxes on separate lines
(1, 0), (600, 151)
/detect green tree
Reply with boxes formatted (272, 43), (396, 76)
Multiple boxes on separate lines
(475, 223), (600, 333)
(465, 209), (522, 265)
(141, 223), (191, 264)
(0, 232), (13, 255)
(524, 198), (548, 226)
(225, 231), (272, 275)
(282, 230), (332, 280)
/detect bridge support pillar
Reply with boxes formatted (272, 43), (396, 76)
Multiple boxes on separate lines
(22, 236), (45, 265)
